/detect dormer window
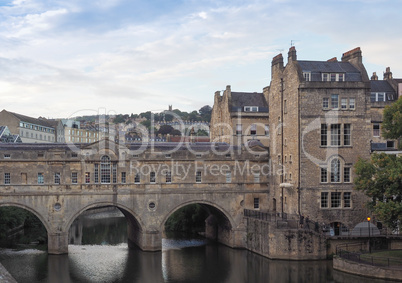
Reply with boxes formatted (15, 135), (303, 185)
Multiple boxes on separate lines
(244, 106), (258, 112)
(322, 73), (345, 82)
(303, 72), (311, 81)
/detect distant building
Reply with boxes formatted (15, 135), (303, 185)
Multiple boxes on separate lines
(0, 126), (22, 143)
(210, 85), (269, 147)
(56, 119), (100, 143)
(0, 109), (57, 143)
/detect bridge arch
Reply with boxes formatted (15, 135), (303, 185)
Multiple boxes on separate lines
(64, 201), (145, 234)
(0, 202), (51, 233)
(160, 200), (235, 231)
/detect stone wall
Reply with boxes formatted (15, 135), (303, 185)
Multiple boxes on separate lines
(245, 217), (326, 260)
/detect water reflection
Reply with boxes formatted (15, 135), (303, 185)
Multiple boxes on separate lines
(0, 210), (400, 283)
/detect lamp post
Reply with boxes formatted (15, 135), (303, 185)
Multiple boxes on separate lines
(367, 217), (371, 253)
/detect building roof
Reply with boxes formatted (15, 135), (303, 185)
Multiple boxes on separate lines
(6, 110), (57, 128)
(370, 80), (396, 93)
(298, 60), (362, 81)
(230, 92), (269, 113)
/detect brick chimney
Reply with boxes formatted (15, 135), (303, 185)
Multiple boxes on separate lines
(371, 72), (378, 80)
(288, 46), (297, 63)
(271, 53), (284, 80)
(341, 47), (369, 82)
(341, 47), (362, 63)
(383, 67), (393, 80)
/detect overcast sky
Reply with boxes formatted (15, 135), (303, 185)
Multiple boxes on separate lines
(1, 0), (401, 119)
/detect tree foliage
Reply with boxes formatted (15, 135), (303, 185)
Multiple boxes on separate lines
(354, 153), (402, 229)
(382, 96), (402, 146)
(165, 204), (209, 233)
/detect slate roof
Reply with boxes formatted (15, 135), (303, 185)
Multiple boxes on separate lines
(230, 92), (269, 113)
(370, 80), (396, 93)
(298, 60), (362, 82)
(9, 111), (57, 128)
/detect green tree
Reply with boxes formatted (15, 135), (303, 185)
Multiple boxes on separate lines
(158, 125), (174, 135)
(382, 96), (402, 148)
(354, 153), (402, 229)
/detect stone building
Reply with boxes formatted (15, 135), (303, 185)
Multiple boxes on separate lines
(210, 85), (269, 147)
(267, 46), (373, 234)
(0, 109), (57, 143)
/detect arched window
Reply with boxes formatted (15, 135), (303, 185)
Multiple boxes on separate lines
(101, 155), (111, 184)
(330, 158), (340, 182)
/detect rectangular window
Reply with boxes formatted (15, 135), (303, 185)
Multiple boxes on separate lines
(378, 93), (384, 101)
(121, 172), (126, 184)
(254, 198), (260, 209)
(134, 173), (140, 184)
(349, 98), (355, 109)
(226, 172), (231, 183)
(112, 163), (117, 184)
(330, 124), (341, 146)
(344, 124), (351, 146)
(321, 168), (327, 183)
(338, 73), (344, 82)
(166, 171), (172, 183)
(331, 94), (339, 109)
(94, 164), (99, 183)
(54, 173), (61, 184)
(150, 172), (156, 184)
(265, 125), (269, 136)
(323, 97), (329, 109)
(196, 171), (202, 183)
(321, 192), (328, 208)
(4, 154), (10, 158)
(373, 124), (380, 137)
(303, 72), (311, 81)
(344, 192), (351, 208)
(387, 140), (395, 148)
(85, 172), (90, 184)
(344, 167), (351, 183)
(244, 106), (258, 112)
(38, 173), (44, 184)
(322, 73), (329, 81)
(71, 172), (78, 184)
(4, 173), (10, 184)
(341, 98), (347, 109)
(236, 124), (242, 135)
(250, 124), (256, 135)
(321, 124), (327, 146)
(370, 93), (376, 102)
(330, 73), (336, 82)
(331, 192), (341, 208)
(253, 173), (260, 183)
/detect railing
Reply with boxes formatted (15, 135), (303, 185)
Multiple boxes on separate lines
(337, 243), (402, 269)
(243, 209), (324, 233)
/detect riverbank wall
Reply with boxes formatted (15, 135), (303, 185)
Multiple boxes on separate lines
(0, 263), (17, 283)
(333, 255), (402, 281)
(245, 217), (327, 260)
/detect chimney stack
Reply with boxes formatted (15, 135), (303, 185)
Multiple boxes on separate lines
(383, 67), (393, 80)
(371, 72), (378, 80)
(288, 46), (297, 62)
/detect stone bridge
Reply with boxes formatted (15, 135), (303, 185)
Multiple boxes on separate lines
(0, 139), (269, 254)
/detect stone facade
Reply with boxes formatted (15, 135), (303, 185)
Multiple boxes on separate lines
(210, 85), (269, 147)
(0, 139), (269, 254)
(268, 47), (373, 232)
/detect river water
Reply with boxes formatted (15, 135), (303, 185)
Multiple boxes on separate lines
(0, 210), (396, 283)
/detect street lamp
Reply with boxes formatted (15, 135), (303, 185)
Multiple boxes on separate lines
(367, 217), (371, 253)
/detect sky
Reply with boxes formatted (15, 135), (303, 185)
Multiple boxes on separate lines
(1, 0), (402, 119)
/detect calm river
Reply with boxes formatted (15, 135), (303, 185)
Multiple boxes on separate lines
(0, 210), (395, 283)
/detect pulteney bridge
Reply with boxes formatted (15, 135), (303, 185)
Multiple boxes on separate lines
(0, 139), (269, 254)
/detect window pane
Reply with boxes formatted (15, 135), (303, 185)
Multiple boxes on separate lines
(344, 192), (351, 208)
(85, 172), (90, 184)
(321, 168), (327, 183)
(38, 173), (44, 184)
(349, 98), (355, 109)
(135, 173), (140, 184)
(72, 172), (78, 184)
(321, 124), (327, 146)
(121, 172), (126, 184)
(321, 192), (328, 208)
(323, 97), (329, 109)
(331, 159), (340, 182)
(196, 171), (202, 183)
(344, 124), (351, 146)
(344, 167), (351, 183)
(331, 94), (339, 108)
(150, 172), (156, 183)
(341, 98), (347, 109)
(331, 192), (341, 207)
(4, 173), (10, 184)
(330, 124), (341, 146)
(373, 124), (380, 137)
(254, 198), (260, 209)
(100, 156), (111, 184)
